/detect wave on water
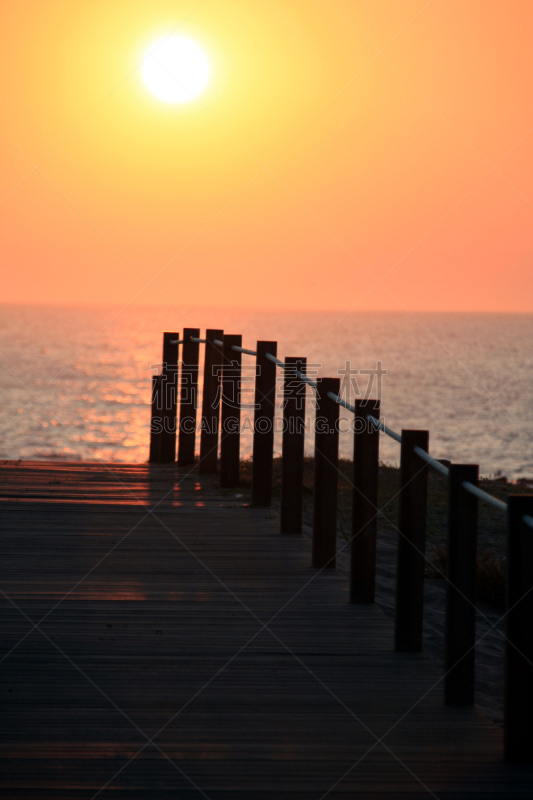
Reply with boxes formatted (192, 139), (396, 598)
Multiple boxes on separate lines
(0, 304), (532, 479)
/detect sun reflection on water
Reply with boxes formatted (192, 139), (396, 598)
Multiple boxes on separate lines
(0, 306), (532, 478)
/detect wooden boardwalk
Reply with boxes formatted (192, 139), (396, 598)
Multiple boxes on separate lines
(0, 461), (531, 798)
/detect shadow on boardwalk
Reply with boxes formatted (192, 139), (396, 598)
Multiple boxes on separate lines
(0, 461), (531, 798)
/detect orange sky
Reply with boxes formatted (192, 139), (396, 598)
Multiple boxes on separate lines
(1, 0), (532, 312)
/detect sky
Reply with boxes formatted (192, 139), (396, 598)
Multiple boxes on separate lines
(1, 0), (533, 313)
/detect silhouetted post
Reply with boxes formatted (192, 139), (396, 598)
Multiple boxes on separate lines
(444, 464), (478, 706)
(177, 328), (200, 466)
(280, 357), (307, 534)
(149, 374), (163, 463)
(504, 495), (533, 764)
(220, 334), (242, 488)
(350, 399), (380, 603)
(199, 329), (224, 474)
(395, 430), (429, 652)
(251, 341), (277, 506)
(160, 332), (180, 463)
(312, 378), (340, 569)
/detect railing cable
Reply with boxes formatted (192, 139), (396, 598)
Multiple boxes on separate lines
(209, 338), (258, 356)
(462, 481), (508, 513)
(265, 352), (286, 368)
(326, 390), (402, 443)
(264, 353), (318, 388)
(413, 445), (449, 477)
(295, 369), (317, 389)
(327, 391), (355, 414)
(231, 345), (258, 356)
(367, 415), (402, 443)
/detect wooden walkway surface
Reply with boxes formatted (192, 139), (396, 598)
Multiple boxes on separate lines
(0, 461), (531, 799)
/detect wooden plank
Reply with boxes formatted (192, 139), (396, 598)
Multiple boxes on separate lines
(0, 461), (531, 797)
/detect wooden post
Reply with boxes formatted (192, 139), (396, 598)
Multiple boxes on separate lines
(444, 464), (478, 706)
(251, 341), (278, 506)
(395, 430), (429, 652)
(312, 378), (340, 569)
(504, 495), (533, 764)
(199, 329), (224, 474)
(177, 328), (200, 467)
(148, 374), (163, 463)
(160, 332), (180, 463)
(280, 357), (307, 534)
(220, 334), (242, 488)
(350, 399), (380, 603)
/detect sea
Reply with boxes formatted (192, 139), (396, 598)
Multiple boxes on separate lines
(0, 304), (532, 480)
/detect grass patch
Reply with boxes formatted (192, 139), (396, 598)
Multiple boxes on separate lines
(425, 543), (506, 609)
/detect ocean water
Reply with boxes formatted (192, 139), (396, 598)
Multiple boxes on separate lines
(0, 304), (532, 479)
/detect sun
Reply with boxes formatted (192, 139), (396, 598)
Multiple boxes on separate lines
(142, 35), (209, 103)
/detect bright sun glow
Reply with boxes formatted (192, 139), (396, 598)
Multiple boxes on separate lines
(142, 35), (209, 103)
